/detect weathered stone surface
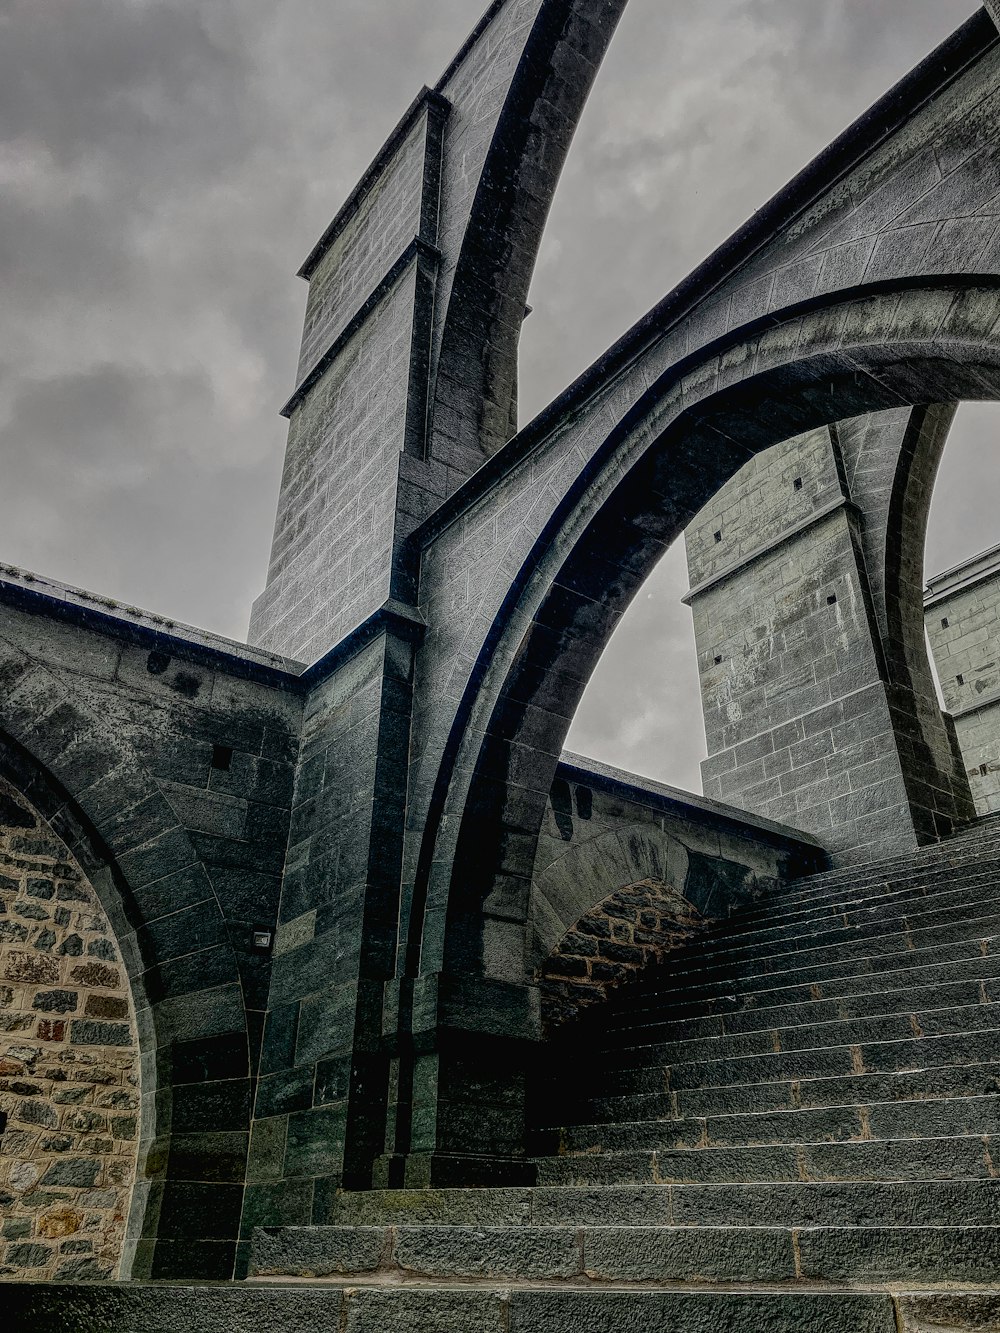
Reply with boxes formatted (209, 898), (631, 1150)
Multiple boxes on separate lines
(37, 1207), (83, 1239)
(39, 1159), (101, 1189)
(3, 1281), (347, 1331)
(8, 1162), (41, 1193)
(253, 1226), (385, 1278)
(33, 990), (77, 1014)
(507, 1291), (895, 1333)
(925, 549), (1000, 818)
(0, 779), (139, 1283)
(83, 994), (127, 1019)
(69, 962), (119, 990)
(4, 951), (58, 984)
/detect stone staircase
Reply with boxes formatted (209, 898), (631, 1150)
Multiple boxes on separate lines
(13, 819), (1000, 1330)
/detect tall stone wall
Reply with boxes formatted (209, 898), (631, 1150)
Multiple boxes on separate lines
(685, 415), (974, 862)
(0, 573), (302, 1280)
(685, 428), (915, 860)
(0, 778), (139, 1282)
(249, 0), (629, 665)
(925, 545), (1000, 815)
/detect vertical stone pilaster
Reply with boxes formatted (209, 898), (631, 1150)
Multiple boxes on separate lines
(244, 613), (422, 1229)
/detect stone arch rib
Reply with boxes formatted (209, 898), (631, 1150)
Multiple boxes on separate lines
(413, 279), (1000, 985)
(430, 0), (629, 468)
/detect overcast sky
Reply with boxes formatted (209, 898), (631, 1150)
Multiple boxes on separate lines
(2, 0), (996, 791)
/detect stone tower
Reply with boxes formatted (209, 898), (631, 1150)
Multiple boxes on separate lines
(250, 1), (630, 664)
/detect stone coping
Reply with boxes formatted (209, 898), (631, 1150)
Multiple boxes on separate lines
(558, 751), (826, 852)
(925, 540), (1000, 607)
(0, 566), (425, 692)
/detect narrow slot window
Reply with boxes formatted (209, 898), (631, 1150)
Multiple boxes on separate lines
(212, 745), (234, 771)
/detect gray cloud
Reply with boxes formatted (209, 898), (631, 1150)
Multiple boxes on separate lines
(0, 0), (990, 792)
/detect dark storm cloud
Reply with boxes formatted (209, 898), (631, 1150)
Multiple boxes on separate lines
(0, 0), (988, 790)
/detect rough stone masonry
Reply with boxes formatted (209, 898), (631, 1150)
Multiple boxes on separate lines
(0, 778), (139, 1282)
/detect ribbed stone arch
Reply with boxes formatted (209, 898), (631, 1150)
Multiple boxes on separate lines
(428, 280), (1000, 980)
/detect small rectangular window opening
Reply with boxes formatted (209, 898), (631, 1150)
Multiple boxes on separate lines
(212, 744), (234, 771)
(941, 617), (949, 629)
(827, 594), (837, 605)
(956, 674), (965, 686)
(713, 530), (722, 543)
(793, 477), (803, 491)
(713, 654), (723, 665)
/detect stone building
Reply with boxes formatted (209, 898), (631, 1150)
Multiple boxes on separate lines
(925, 544), (1000, 814)
(9, 2), (1000, 1328)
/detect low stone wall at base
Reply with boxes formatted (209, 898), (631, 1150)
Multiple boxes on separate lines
(531, 755), (825, 1029)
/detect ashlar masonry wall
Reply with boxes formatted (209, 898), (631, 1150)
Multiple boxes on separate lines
(925, 545), (1000, 816)
(0, 778), (139, 1282)
(684, 428), (906, 858)
(684, 414), (973, 862)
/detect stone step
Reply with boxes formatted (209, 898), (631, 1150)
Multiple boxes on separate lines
(653, 842), (1000, 959)
(756, 844), (1000, 910)
(630, 900), (1000, 988)
(600, 999), (1000, 1069)
(713, 861), (1000, 939)
(537, 1092), (1000, 1153)
(314, 1180), (1000, 1228)
(604, 885), (1000, 1022)
(0, 1282), (954, 1333)
(0, 1282), (930, 1333)
(593, 925), (1000, 1023)
(588, 1021), (1000, 1096)
(658, 867), (1000, 963)
(533, 1132), (997, 1185)
(583, 1054), (1000, 1123)
(605, 973), (996, 1045)
(602, 939), (1000, 1024)
(1, 1282), (347, 1332)
(764, 821), (1000, 899)
(250, 1221), (1000, 1286)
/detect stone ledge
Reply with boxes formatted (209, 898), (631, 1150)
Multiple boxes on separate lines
(680, 497), (855, 604)
(281, 237), (442, 419)
(557, 752), (826, 853)
(0, 565), (301, 683)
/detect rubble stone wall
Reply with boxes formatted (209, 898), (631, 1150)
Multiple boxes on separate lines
(0, 778), (139, 1282)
